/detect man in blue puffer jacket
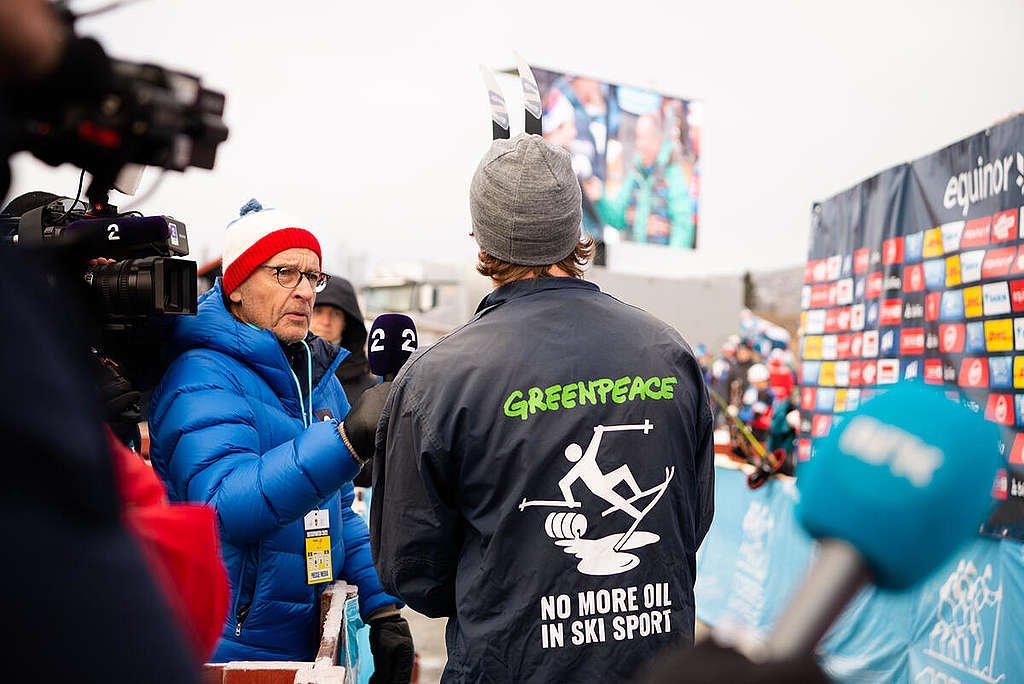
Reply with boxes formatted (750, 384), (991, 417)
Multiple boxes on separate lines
(149, 200), (413, 680)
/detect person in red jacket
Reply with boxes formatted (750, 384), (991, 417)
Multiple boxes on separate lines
(109, 428), (229, 662)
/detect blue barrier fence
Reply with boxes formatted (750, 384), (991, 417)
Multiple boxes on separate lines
(695, 466), (1024, 682)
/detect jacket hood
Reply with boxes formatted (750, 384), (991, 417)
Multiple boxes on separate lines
(315, 276), (368, 357)
(166, 280), (348, 402)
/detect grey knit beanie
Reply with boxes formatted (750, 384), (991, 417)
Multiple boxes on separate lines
(470, 133), (583, 266)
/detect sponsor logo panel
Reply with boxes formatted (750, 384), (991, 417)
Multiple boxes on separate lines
(966, 321), (986, 352)
(806, 309), (826, 334)
(925, 292), (941, 321)
(849, 360), (862, 386)
(923, 259), (945, 289)
(940, 289), (965, 319)
(861, 359), (877, 385)
(882, 237), (904, 265)
(939, 323), (966, 353)
(815, 387), (836, 412)
(836, 334), (851, 359)
(945, 254), (962, 287)
(877, 359), (900, 384)
(940, 221), (965, 253)
(834, 361), (850, 387)
(900, 327), (925, 355)
(822, 335), (838, 360)
(811, 414), (832, 437)
(924, 358), (943, 384)
(833, 388), (848, 412)
(819, 361), (836, 386)
(1012, 245), (1024, 275)
(850, 303), (865, 331)
(803, 335), (823, 360)
(865, 272), (883, 299)
(854, 248), (869, 274)
(801, 386), (817, 411)
(879, 298), (903, 326)
(1011, 280), (1024, 312)
(826, 255), (842, 281)
(862, 330), (879, 358)
(1015, 318), (1024, 350)
(960, 215), (991, 247)
(958, 357), (990, 388)
(983, 281), (1011, 316)
(904, 231), (924, 262)
(985, 393), (1014, 426)
(922, 227), (944, 257)
(836, 278), (853, 305)
(880, 328), (900, 356)
(960, 249), (985, 283)
(993, 208), (1017, 242)
(982, 246), (1017, 279)
(903, 295), (924, 321)
(801, 361), (821, 384)
(989, 356), (1012, 388)
(985, 318), (1014, 352)
(963, 285), (984, 318)
(903, 264), (924, 292)
(1014, 356), (1024, 388)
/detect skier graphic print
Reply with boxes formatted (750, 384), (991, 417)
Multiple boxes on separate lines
(520, 419), (676, 576)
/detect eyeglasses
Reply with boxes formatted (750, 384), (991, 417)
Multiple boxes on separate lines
(258, 264), (330, 293)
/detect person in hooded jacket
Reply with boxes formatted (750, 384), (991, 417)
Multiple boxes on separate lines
(311, 275), (377, 404)
(310, 275), (379, 488)
(148, 200), (413, 682)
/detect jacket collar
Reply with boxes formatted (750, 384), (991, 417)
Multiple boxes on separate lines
(475, 277), (599, 314)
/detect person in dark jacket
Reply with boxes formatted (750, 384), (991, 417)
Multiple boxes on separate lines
(148, 200), (412, 681)
(372, 134), (715, 683)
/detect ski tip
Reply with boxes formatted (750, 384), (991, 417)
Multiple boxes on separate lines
(513, 51), (543, 135)
(479, 64), (510, 139)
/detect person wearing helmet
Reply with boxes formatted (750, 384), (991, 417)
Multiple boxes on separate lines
(739, 363), (775, 443)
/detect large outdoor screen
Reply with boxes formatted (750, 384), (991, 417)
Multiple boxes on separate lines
(533, 67), (701, 250)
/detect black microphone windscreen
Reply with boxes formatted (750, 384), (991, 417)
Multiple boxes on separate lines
(367, 313), (418, 378)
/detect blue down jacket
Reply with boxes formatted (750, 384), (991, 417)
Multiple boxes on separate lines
(149, 281), (397, 662)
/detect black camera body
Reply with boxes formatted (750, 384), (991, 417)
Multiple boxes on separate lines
(6, 194), (197, 323)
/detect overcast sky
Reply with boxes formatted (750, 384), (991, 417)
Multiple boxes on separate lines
(10, 0), (1024, 279)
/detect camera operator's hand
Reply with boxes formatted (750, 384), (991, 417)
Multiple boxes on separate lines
(338, 381), (391, 465)
(367, 609), (414, 684)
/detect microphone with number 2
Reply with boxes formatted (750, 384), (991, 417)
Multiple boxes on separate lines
(764, 382), (1003, 660)
(367, 313), (418, 381)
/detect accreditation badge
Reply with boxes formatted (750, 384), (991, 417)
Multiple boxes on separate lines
(304, 509), (333, 584)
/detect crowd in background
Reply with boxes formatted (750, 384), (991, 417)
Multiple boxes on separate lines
(694, 310), (800, 475)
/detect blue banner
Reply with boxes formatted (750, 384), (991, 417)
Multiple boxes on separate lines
(696, 466), (1024, 682)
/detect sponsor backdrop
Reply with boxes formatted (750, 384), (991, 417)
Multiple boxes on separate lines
(799, 114), (1024, 540)
(696, 467), (1024, 683)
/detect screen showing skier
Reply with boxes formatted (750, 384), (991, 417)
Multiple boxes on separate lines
(532, 66), (701, 250)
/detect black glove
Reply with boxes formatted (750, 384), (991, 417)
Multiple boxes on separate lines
(340, 381), (391, 465)
(368, 613), (414, 684)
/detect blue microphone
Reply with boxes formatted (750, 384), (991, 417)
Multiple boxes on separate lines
(765, 382), (1002, 659)
(367, 314), (418, 381)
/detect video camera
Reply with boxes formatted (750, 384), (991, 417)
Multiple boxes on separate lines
(2, 194), (196, 323)
(0, 3), (229, 446)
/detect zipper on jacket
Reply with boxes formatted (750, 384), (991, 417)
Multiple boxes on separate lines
(232, 546), (258, 637)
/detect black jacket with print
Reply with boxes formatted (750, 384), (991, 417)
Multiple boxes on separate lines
(371, 277), (714, 683)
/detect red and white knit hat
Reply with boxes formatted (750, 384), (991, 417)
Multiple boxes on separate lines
(221, 199), (322, 295)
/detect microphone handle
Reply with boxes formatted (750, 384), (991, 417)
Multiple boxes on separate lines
(763, 538), (872, 660)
